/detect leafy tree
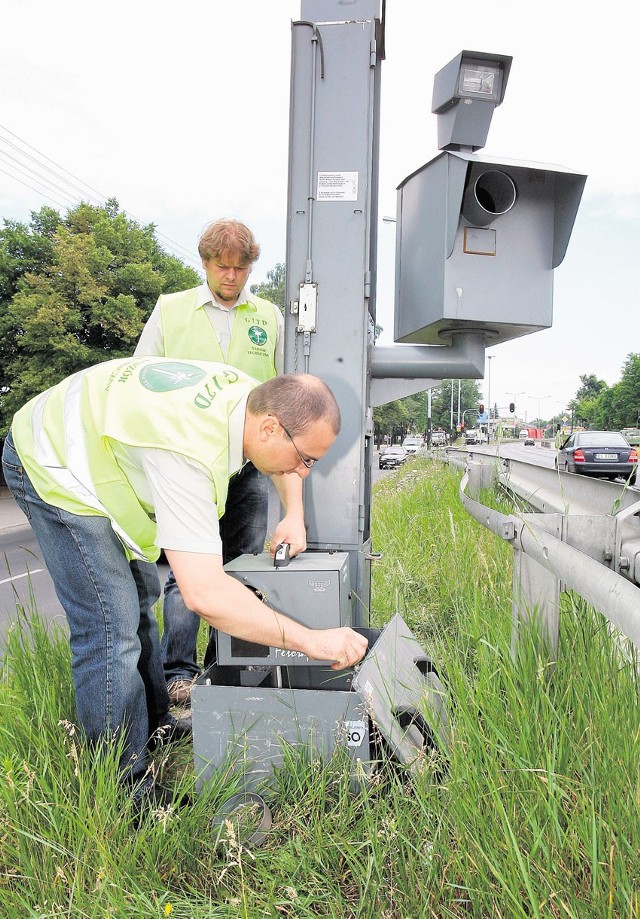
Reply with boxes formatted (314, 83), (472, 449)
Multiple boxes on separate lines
(373, 379), (482, 443)
(251, 262), (285, 310)
(587, 354), (639, 429)
(569, 356), (639, 430)
(618, 354), (640, 425)
(575, 373), (607, 401)
(374, 395), (420, 443)
(571, 372), (608, 427)
(0, 199), (200, 435)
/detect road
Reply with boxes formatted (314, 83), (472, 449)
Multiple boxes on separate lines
(0, 525), (67, 649)
(480, 439), (557, 468)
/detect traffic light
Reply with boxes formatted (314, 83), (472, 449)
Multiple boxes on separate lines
(478, 403), (485, 414)
(509, 402), (515, 413)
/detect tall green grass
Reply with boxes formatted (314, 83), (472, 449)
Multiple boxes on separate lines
(1, 458), (638, 916)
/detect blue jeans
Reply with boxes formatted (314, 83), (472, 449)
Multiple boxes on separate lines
(161, 461), (268, 683)
(2, 432), (171, 787)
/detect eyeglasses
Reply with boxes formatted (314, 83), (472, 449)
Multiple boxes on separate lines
(280, 421), (318, 469)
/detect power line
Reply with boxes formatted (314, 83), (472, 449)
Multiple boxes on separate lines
(0, 124), (109, 204)
(0, 123), (202, 271)
(0, 149), (83, 208)
(0, 131), (103, 206)
(0, 164), (71, 212)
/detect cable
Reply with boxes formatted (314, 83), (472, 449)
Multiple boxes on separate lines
(0, 150), (84, 208)
(0, 123), (203, 271)
(0, 164), (71, 212)
(0, 124), (109, 204)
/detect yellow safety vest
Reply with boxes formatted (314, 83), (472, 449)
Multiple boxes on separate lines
(156, 288), (279, 382)
(11, 358), (258, 561)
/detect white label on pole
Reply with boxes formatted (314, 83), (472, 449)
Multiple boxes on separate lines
(317, 171), (358, 201)
(346, 720), (366, 747)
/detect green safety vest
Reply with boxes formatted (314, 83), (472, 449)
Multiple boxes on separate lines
(157, 288), (279, 382)
(11, 358), (258, 562)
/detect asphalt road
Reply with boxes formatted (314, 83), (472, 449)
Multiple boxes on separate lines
(0, 524), (68, 651)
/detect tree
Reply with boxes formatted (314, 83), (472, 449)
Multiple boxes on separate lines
(608, 353), (640, 428)
(588, 354), (640, 429)
(575, 373), (606, 401)
(427, 379), (482, 433)
(0, 200), (200, 436)
(373, 379), (482, 443)
(374, 394), (421, 444)
(251, 262), (285, 311)
(570, 355), (640, 430)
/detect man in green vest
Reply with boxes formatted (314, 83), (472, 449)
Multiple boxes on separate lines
(2, 359), (367, 808)
(135, 219), (304, 705)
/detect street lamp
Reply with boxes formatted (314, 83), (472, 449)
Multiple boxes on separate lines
(486, 355), (494, 440)
(529, 394), (550, 429)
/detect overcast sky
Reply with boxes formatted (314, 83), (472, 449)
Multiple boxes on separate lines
(2, 0), (639, 423)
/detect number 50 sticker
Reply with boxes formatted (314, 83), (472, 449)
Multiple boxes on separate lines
(346, 720), (366, 747)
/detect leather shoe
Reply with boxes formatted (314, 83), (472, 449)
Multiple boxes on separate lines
(149, 714), (192, 751)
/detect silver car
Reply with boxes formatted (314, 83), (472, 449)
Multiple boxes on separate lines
(379, 445), (408, 469)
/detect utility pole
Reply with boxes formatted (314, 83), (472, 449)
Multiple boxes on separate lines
(486, 356), (494, 442)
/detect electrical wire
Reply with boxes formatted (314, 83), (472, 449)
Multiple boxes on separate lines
(0, 123), (202, 271)
(0, 164), (71, 212)
(0, 150), (83, 208)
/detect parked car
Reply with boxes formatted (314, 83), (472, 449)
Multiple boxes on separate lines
(402, 435), (423, 454)
(621, 427), (640, 446)
(379, 445), (408, 469)
(555, 431), (637, 484)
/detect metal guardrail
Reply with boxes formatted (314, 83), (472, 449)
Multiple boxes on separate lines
(442, 446), (640, 656)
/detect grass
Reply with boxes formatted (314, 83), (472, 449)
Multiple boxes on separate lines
(1, 457), (638, 916)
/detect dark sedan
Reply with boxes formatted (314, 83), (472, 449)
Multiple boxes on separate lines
(555, 431), (637, 484)
(379, 445), (408, 469)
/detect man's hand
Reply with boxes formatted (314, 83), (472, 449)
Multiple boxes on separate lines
(166, 550), (367, 670)
(270, 512), (307, 558)
(270, 474), (306, 557)
(302, 627), (369, 670)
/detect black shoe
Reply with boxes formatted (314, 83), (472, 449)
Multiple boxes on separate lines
(148, 714), (192, 752)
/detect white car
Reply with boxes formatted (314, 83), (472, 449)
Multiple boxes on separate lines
(402, 436), (423, 454)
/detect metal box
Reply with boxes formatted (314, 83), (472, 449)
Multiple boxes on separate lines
(192, 615), (449, 792)
(217, 551), (352, 666)
(193, 668), (371, 792)
(394, 151), (586, 346)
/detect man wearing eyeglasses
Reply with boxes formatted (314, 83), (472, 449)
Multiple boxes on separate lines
(135, 218), (305, 705)
(2, 362), (368, 805)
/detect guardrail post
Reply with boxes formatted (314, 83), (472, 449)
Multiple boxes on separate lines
(511, 514), (564, 667)
(466, 459), (497, 498)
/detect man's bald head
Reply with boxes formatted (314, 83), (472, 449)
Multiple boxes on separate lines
(247, 374), (341, 437)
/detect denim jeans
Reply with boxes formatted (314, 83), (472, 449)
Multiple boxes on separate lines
(160, 461), (268, 683)
(2, 432), (171, 787)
